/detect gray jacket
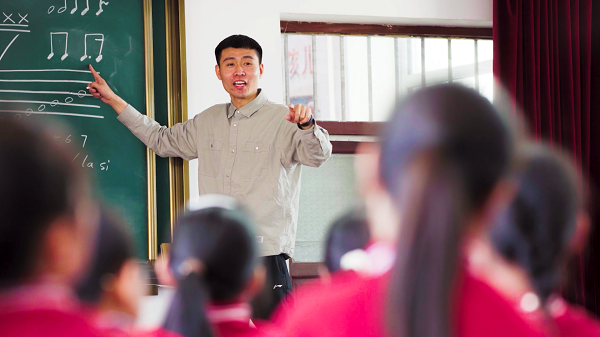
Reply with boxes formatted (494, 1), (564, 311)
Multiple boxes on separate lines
(117, 90), (332, 257)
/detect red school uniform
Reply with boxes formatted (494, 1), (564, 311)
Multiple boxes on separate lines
(274, 269), (548, 337)
(0, 283), (105, 337)
(208, 302), (279, 337)
(87, 309), (182, 337)
(548, 296), (600, 337)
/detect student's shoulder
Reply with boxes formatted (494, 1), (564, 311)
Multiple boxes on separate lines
(0, 309), (104, 337)
(552, 299), (600, 337)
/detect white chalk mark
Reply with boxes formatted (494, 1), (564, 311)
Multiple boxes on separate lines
(81, 0), (89, 15)
(0, 24), (28, 27)
(48, 32), (69, 60)
(0, 35), (19, 62)
(0, 99), (100, 108)
(70, 0), (78, 14)
(25, 108), (32, 116)
(0, 79), (90, 83)
(96, 0), (109, 16)
(18, 14), (28, 24)
(38, 104), (46, 111)
(3, 13), (14, 24)
(0, 29), (30, 33)
(81, 135), (88, 148)
(58, 0), (67, 13)
(0, 69), (98, 73)
(65, 97), (74, 103)
(0, 89), (93, 97)
(0, 109), (104, 119)
(80, 34), (104, 62)
(48, 6), (55, 14)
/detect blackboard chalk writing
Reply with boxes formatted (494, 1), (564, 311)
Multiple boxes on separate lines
(48, 0), (107, 16)
(71, 0), (90, 15)
(0, 69), (95, 73)
(100, 160), (110, 171)
(0, 109), (104, 119)
(17, 14), (27, 24)
(80, 34), (104, 62)
(48, 32), (69, 60)
(0, 34), (19, 62)
(0, 99), (100, 109)
(0, 28), (30, 33)
(74, 153), (110, 171)
(96, 1), (109, 16)
(3, 12), (14, 23)
(81, 134), (88, 147)
(58, 0), (67, 14)
(0, 79), (90, 83)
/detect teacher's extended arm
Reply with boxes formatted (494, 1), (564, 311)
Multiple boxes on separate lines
(87, 64), (128, 114)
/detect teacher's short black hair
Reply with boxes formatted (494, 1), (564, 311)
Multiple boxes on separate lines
(215, 35), (263, 65)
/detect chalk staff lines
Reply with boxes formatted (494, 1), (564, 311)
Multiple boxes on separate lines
(0, 69), (104, 119)
(0, 109), (103, 119)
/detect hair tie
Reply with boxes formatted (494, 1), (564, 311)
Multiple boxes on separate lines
(178, 258), (205, 277)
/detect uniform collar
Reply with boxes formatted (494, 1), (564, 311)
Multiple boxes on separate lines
(0, 281), (79, 314)
(206, 302), (251, 324)
(227, 89), (268, 119)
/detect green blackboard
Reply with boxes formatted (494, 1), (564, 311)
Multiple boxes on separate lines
(0, 0), (151, 259)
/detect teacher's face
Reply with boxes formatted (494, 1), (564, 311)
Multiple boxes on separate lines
(216, 47), (263, 107)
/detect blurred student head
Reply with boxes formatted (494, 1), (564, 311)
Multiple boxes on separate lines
(367, 84), (515, 337)
(0, 119), (98, 289)
(162, 195), (264, 337)
(76, 208), (143, 318)
(322, 209), (370, 274)
(490, 144), (584, 304)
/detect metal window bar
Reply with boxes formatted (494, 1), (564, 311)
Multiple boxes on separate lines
(448, 39), (453, 83)
(340, 35), (347, 121)
(284, 34), (290, 105)
(367, 36), (373, 122)
(420, 37), (426, 87)
(394, 37), (401, 101)
(474, 39), (479, 91)
(311, 35), (318, 118)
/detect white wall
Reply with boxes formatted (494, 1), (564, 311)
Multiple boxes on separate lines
(183, 0), (492, 200)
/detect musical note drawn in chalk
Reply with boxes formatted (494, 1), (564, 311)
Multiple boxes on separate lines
(96, 0), (109, 16)
(70, 0), (90, 15)
(81, 0), (90, 15)
(48, 32), (68, 61)
(80, 34), (104, 62)
(58, 0), (67, 13)
(70, 0), (77, 14)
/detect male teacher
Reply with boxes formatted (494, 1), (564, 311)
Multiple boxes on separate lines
(87, 35), (332, 312)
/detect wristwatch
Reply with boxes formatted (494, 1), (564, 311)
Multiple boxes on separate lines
(297, 115), (314, 129)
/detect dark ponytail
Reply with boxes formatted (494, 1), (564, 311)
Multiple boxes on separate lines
(163, 272), (212, 337)
(163, 196), (259, 337)
(380, 84), (513, 337)
(490, 145), (579, 303)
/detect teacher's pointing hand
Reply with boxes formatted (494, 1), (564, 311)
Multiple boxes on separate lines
(88, 64), (128, 114)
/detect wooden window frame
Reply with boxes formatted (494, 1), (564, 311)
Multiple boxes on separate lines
(283, 21), (492, 154)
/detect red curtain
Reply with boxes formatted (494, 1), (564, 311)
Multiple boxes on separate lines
(494, 0), (600, 313)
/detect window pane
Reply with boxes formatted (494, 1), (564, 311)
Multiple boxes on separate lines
(314, 35), (342, 121)
(451, 39), (476, 89)
(370, 36), (396, 122)
(287, 34), (314, 108)
(424, 38), (449, 86)
(344, 36), (369, 121)
(478, 39), (493, 101)
(397, 38), (422, 95)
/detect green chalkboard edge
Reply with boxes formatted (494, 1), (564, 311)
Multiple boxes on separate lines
(143, 0), (159, 262)
(164, 0), (189, 241)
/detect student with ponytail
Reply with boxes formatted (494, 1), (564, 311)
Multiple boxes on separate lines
(160, 195), (275, 337)
(0, 119), (102, 337)
(276, 84), (545, 337)
(475, 144), (600, 336)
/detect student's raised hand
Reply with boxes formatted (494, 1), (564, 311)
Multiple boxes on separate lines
(285, 103), (314, 129)
(88, 64), (128, 114)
